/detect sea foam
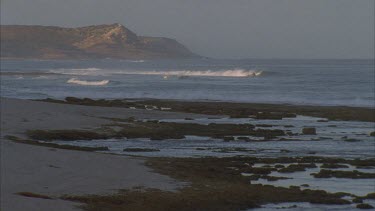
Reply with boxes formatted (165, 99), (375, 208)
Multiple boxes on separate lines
(125, 69), (263, 77)
(67, 78), (109, 86)
(50, 68), (104, 76)
(50, 68), (263, 78)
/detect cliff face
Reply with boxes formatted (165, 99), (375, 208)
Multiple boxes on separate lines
(0, 23), (198, 59)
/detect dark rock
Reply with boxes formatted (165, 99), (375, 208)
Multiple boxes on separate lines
(312, 169), (375, 179)
(286, 132), (294, 136)
(244, 167), (277, 175)
(321, 163), (349, 169)
(278, 163), (316, 173)
(123, 148), (160, 152)
(364, 193), (375, 199)
(65, 97), (81, 103)
(256, 124), (274, 127)
(255, 112), (283, 120)
(356, 204), (374, 209)
(302, 127), (316, 135)
(237, 136), (251, 141)
(352, 198), (363, 203)
(284, 125), (294, 128)
(283, 113), (297, 118)
(343, 138), (361, 142)
(223, 136), (235, 142)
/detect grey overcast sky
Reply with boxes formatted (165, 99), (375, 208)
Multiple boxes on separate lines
(1, 0), (374, 59)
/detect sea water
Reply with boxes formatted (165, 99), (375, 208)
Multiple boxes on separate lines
(1, 59), (374, 107)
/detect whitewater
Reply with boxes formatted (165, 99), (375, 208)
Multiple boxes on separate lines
(67, 78), (109, 86)
(49, 68), (262, 78)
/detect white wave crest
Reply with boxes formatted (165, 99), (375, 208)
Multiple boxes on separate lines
(67, 78), (109, 86)
(128, 69), (263, 77)
(50, 68), (104, 76)
(51, 68), (263, 78)
(127, 60), (145, 63)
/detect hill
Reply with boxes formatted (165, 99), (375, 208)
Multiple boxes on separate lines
(0, 23), (198, 59)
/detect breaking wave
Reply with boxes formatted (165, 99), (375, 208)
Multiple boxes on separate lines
(127, 60), (145, 63)
(50, 68), (263, 78)
(126, 69), (263, 78)
(69, 68), (102, 71)
(67, 78), (109, 86)
(50, 68), (104, 76)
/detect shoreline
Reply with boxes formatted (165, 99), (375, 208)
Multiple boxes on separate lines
(1, 98), (208, 211)
(1, 98), (374, 210)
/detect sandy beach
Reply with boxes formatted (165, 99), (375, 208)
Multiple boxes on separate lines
(0, 98), (212, 211)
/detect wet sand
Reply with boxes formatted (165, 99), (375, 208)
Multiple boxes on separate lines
(0, 98), (211, 211)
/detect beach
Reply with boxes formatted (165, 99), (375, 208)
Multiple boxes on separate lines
(0, 98), (211, 211)
(1, 97), (374, 210)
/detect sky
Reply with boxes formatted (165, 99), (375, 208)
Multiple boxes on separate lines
(1, 0), (374, 59)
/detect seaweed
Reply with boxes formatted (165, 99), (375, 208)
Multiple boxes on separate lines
(38, 97), (375, 122)
(312, 169), (375, 179)
(61, 157), (352, 211)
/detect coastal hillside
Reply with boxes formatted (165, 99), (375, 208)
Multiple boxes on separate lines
(0, 23), (198, 59)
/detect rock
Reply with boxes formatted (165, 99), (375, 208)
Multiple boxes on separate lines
(223, 136), (235, 142)
(123, 148), (160, 152)
(365, 193), (375, 199)
(278, 163), (316, 173)
(255, 124), (274, 127)
(311, 169), (375, 179)
(283, 113), (297, 118)
(356, 203), (374, 209)
(370, 131), (375, 137)
(343, 138), (361, 142)
(286, 131), (294, 136)
(65, 97), (82, 103)
(284, 125), (294, 128)
(302, 127), (316, 135)
(255, 112), (283, 120)
(352, 198), (363, 203)
(321, 163), (349, 169)
(237, 136), (250, 141)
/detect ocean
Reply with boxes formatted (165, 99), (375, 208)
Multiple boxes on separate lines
(2, 59), (375, 209)
(1, 59), (374, 107)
